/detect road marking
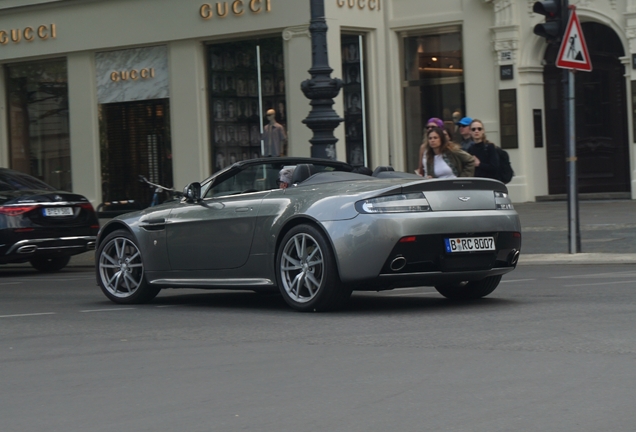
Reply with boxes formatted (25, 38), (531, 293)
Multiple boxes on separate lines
(80, 308), (136, 313)
(0, 312), (55, 318)
(552, 271), (636, 279)
(501, 278), (535, 283)
(563, 280), (635, 287)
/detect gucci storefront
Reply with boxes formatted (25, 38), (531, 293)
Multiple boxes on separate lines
(1, 0), (635, 206)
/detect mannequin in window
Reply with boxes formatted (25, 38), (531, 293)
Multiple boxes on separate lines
(262, 109), (287, 157)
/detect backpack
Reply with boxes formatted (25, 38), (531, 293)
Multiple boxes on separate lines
(495, 147), (514, 184)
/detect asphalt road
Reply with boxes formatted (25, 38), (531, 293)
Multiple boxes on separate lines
(2, 265), (636, 432)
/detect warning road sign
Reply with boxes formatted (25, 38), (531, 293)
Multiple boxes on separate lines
(556, 8), (592, 71)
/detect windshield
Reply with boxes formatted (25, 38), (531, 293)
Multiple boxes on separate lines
(0, 171), (57, 191)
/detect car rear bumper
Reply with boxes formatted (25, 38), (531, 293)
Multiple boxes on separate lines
(0, 235), (97, 263)
(350, 267), (516, 291)
(323, 210), (521, 284)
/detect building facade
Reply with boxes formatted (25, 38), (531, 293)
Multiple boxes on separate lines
(0, 0), (634, 207)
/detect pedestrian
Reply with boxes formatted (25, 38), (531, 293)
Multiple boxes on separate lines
(456, 116), (474, 151)
(443, 126), (460, 150)
(417, 126), (475, 178)
(467, 119), (500, 179)
(421, 117), (444, 144)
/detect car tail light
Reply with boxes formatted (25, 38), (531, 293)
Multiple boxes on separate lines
(0, 205), (39, 216)
(356, 192), (431, 214)
(79, 202), (96, 212)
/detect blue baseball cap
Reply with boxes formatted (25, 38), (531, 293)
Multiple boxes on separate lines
(457, 117), (473, 126)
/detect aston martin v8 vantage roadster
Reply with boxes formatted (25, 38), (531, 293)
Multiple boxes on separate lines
(95, 157), (521, 311)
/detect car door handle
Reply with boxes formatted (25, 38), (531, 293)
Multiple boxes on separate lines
(235, 207), (251, 213)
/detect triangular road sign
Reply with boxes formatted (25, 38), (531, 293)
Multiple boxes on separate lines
(556, 8), (592, 71)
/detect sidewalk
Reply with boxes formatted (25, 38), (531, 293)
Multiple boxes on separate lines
(10, 200), (636, 270)
(514, 199), (636, 265)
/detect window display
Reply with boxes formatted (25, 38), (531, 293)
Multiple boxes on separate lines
(6, 59), (72, 191)
(208, 37), (286, 171)
(341, 34), (368, 168)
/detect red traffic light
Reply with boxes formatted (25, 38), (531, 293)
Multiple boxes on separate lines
(533, 0), (563, 42)
(533, 0), (560, 17)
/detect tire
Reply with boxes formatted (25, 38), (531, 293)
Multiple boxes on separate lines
(96, 229), (160, 304)
(30, 256), (71, 273)
(276, 224), (350, 312)
(435, 275), (502, 300)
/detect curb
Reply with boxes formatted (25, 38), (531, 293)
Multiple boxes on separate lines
(518, 253), (636, 265)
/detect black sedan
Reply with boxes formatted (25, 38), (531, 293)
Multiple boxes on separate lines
(0, 168), (99, 272)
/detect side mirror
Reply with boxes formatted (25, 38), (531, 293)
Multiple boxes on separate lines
(183, 182), (201, 202)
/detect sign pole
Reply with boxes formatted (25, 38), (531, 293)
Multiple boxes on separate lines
(556, 2), (591, 254)
(566, 68), (581, 253)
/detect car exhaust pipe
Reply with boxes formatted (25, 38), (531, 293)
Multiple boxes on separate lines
(508, 249), (520, 266)
(17, 245), (38, 254)
(390, 256), (407, 272)
(86, 241), (96, 250)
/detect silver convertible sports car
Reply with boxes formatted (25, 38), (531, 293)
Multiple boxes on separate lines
(95, 157), (521, 311)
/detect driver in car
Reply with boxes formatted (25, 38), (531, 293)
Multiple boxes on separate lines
(278, 167), (295, 189)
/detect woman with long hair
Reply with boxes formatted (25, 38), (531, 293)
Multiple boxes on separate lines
(417, 126), (475, 178)
(467, 119), (500, 179)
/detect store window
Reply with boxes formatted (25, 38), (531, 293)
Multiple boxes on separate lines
(403, 31), (465, 173)
(208, 37), (286, 172)
(6, 59), (71, 190)
(341, 34), (368, 168)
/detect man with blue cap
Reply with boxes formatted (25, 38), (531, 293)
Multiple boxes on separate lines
(456, 116), (474, 151)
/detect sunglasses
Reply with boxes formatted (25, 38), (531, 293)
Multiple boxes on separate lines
(471, 127), (483, 131)
(426, 125), (437, 129)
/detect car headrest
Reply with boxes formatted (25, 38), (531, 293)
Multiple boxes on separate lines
(291, 164), (315, 184)
(372, 166), (395, 177)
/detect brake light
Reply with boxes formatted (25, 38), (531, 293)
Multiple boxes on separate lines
(79, 202), (96, 212)
(0, 205), (38, 216)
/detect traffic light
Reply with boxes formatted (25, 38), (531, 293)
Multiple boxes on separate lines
(533, 0), (563, 43)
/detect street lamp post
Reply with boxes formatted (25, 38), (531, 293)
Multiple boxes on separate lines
(301, 0), (343, 160)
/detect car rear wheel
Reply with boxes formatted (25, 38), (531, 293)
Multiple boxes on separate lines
(96, 229), (160, 304)
(276, 224), (350, 312)
(435, 275), (502, 300)
(29, 256), (71, 272)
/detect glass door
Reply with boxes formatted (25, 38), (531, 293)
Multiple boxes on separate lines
(403, 31), (465, 174)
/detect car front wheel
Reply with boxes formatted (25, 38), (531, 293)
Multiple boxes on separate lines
(435, 275), (502, 300)
(276, 224), (350, 312)
(96, 229), (160, 304)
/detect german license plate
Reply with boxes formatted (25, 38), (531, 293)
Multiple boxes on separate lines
(43, 207), (73, 217)
(445, 237), (495, 253)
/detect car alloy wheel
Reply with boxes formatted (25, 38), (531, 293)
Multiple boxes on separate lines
(277, 224), (350, 312)
(280, 231), (325, 304)
(97, 229), (159, 304)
